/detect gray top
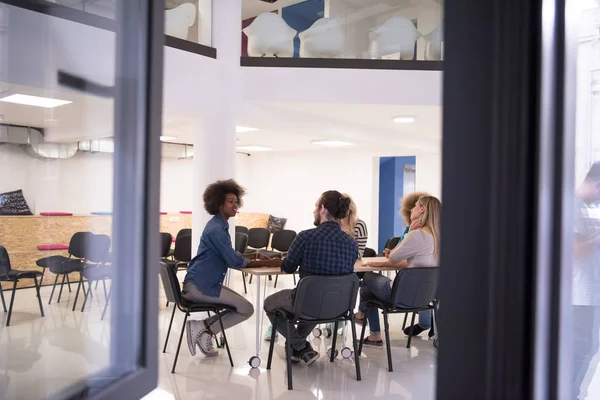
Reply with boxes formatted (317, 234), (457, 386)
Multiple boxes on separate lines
(572, 197), (600, 306)
(390, 230), (437, 267)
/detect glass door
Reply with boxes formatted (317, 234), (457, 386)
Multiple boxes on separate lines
(0, 1), (163, 399)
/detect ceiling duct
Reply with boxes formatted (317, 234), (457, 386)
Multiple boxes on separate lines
(0, 124), (78, 159)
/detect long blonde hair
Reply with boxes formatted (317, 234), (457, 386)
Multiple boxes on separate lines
(400, 192), (430, 225)
(417, 196), (441, 260)
(339, 193), (358, 237)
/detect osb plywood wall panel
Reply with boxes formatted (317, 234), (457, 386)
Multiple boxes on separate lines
(1, 214), (192, 290)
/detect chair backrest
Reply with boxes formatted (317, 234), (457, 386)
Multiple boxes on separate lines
(0, 245), (12, 278)
(271, 229), (296, 252)
(159, 261), (182, 304)
(69, 231), (93, 259)
(363, 247), (377, 258)
(235, 232), (249, 253)
(235, 226), (249, 235)
(247, 228), (270, 249)
(391, 267), (439, 308)
(292, 274), (360, 321)
(176, 228), (192, 240)
(160, 232), (173, 258)
(384, 236), (401, 250)
(174, 234), (192, 262)
(85, 234), (112, 263)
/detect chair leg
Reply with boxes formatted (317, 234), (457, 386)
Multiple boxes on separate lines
(66, 274), (72, 292)
(6, 281), (17, 326)
(166, 301), (169, 308)
(273, 275), (278, 289)
(242, 272), (248, 294)
(81, 280), (94, 312)
(95, 280), (99, 289)
(402, 313), (409, 330)
(72, 275), (84, 312)
(0, 284), (6, 312)
(57, 275), (66, 303)
(33, 276), (45, 318)
(37, 269), (45, 298)
(285, 320), (294, 390)
(48, 274), (60, 305)
(383, 310), (393, 372)
(293, 274), (296, 286)
(350, 315), (362, 381)
(101, 286), (112, 321)
(172, 313), (189, 373)
(330, 321), (339, 362)
(358, 309), (368, 356)
(266, 315), (278, 370)
(102, 279), (108, 302)
(216, 310), (234, 367)
(407, 312), (417, 348)
(163, 305), (177, 353)
(249, 274), (253, 284)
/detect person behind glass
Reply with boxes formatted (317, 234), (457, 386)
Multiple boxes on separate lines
(183, 179), (281, 357)
(572, 162), (600, 400)
(355, 195), (441, 348)
(263, 191), (359, 365)
(385, 191), (435, 337)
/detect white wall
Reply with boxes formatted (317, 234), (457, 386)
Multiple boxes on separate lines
(234, 148), (443, 251)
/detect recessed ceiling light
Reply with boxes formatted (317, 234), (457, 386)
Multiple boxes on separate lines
(311, 140), (354, 147)
(236, 145), (272, 152)
(236, 126), (258, 133)
(160, 135), (177, 142)
(393, 116), (416, 123)
(0, 93), (72, 108)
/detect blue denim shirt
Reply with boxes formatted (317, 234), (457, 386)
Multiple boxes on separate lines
(183, 214), (250, 297)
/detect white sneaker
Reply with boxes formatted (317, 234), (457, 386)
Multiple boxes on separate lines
(264, 325), (278, 341)
(197, 330), (218, 357)
(186, 320), (205, 356)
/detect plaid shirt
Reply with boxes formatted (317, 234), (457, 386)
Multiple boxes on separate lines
(281, 221), (359, 278)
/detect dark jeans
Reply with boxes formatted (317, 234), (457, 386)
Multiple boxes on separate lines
(573, 305), (600, 399)
(264, 289), (316, 351)
(359, 272), (432, 333)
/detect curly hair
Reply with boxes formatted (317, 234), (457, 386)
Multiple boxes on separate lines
(203, 179), (246, 215)
(400, 191), (431, 224)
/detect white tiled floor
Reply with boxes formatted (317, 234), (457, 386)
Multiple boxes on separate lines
(0, 273), (437, 400)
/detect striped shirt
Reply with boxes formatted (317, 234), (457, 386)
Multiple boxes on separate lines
(353, 219), (368, 258)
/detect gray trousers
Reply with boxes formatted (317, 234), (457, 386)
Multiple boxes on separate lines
(264, 289), (316, 351)
(182, 282), (254, 335)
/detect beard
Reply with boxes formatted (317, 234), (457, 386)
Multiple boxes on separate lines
(313, 214), (321, 226)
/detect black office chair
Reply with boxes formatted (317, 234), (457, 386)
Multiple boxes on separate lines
(235, 232), (250, 294)
(266, 274), (362, 390)
(159, 261), (235, 373)
(72, 234), (112, 312)
(258, 230), (297, 288)
(377, 236), (401, 256)
(358, 267), (439, 372)
(167, 228), (191, 258)
(160, 232), (173, 259)
(235, 226), (249, 235)
(166, 234), (192, 272)
(36, 231), (91, 299)
(0, 245), (44, 326)
(363, 247), (377, 258)
(246, 228), (272, 283)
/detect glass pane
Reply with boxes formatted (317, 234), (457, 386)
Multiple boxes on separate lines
(241, 0), (443, 60)
(566, 1), (600, 399)
(0, 2), (155, 398)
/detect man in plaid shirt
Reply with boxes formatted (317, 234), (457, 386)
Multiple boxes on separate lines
(264, 190), (359, 366)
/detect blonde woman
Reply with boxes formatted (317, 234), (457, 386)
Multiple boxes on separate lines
(339, 194), (368, 258)
(355, 195), (441, 347)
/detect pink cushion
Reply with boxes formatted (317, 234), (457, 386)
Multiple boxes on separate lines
(160, 212), (167, 215)
(172, 238), (177, 243)
(37, 244), (69, 251)
(180, 211), (192, 214)
(40, 212), (73, 216)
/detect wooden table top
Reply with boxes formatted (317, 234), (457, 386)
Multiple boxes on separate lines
(243, 256), (401, 276)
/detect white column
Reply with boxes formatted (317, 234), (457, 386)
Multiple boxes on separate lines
(197, 0), (212, 46)
(192, 0), (242, 252)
